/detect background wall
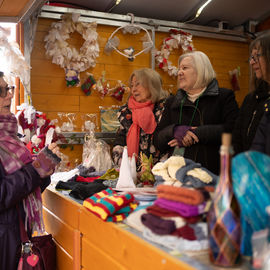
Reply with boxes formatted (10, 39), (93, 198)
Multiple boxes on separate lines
(31, 18), (250, 165)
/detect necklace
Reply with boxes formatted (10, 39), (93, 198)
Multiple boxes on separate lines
(179, 95), (200, 126)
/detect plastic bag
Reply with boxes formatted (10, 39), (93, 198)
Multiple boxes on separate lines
(82, 132), (113, 172)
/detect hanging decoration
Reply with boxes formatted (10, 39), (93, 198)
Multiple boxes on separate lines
(95, 71), (108, 98)
(110, 85), (126, 102)
(155, 29), (194, 77)
(229, 67), (241, 91)
(44, 13), (99, 86)
(16, 103), (59, 154)
(0, 26), (31, 100)
(104, 13), (153, 62)
(81, 74), (96, 96)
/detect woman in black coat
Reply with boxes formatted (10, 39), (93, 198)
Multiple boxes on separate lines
(233, 32), (270, 155)
(0, 71), (61, 270)
(153, 51), (239, 174)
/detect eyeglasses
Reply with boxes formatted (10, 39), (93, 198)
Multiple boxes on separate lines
(0, 85), (15, 98)
(249, 53), (262, 63)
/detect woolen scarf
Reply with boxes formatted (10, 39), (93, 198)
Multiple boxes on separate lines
(0, 114), (45, 234)
(127, 96), (157, 157)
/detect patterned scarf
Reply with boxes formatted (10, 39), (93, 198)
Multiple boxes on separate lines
(0, 114), (45, 234)
(127, 96), (157, 158)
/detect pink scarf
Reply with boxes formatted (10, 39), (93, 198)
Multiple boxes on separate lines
(0, 114), (33, 174)
(0, 114), (45, 234)
(127, 96), (157, 157)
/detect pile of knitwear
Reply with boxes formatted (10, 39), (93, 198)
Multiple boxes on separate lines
(152, 156), (218, 188)
(55, 168), (119, 200)
(83, 187), (138, 222)
(125, 184), (212, 251)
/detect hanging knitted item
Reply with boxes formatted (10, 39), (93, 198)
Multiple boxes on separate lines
(81, 75), (96, 95)
(65, 69), (80, 87)
(111, 86), (125, 101)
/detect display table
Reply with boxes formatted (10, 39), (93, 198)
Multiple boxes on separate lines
(42, 186), (248, 270)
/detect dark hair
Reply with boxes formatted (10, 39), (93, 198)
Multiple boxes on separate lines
(250, 31), (270, 89)
(0, 71), (3, 78)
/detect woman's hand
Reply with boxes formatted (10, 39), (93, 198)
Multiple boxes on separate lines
(182, 130), (199, 147)
(48, 143), (61, 158)
(168, 139), (179, 147)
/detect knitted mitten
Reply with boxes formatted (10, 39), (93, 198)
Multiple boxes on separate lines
(32, 146), (61, 178)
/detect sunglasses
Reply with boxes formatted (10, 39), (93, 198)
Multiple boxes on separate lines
(0, 85), (15, 98)
(249, 53), (262, 63)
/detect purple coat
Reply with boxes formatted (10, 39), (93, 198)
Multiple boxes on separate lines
(0, 162), (50, 270)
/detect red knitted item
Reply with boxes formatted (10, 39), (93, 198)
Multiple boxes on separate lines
(171, 224), (196, 240)
(157, 185), (208, 205)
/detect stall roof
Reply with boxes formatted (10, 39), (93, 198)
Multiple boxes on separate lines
(0, 0), (270, 31)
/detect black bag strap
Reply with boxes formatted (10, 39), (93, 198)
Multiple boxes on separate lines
(16, 205), (30, 243)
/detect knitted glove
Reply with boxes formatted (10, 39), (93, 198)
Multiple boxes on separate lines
(174, 125), (191, 146)
(32, 146), (61, 178)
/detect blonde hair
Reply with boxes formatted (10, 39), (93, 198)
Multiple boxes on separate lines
(129, 68), (168, 103)
(178, 51), (216, 88)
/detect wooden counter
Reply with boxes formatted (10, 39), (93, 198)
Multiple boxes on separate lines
(42, 187), (208, 270)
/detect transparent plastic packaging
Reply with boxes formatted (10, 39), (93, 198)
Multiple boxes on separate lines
(81, 113), (98, 132)
(82, 124), (113, 172)
(252, 229), (269, 269)
(57, 112), (77, 132)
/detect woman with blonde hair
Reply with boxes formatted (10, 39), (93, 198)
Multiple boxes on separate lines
(112, 68), (168, 168)
(154, 51), (239, 174)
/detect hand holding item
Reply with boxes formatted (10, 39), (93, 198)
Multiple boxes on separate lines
(182, 130), (199, 147)
(32, 144), (62, 178)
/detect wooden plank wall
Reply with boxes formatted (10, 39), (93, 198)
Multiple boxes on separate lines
(31, 18), (250, 165)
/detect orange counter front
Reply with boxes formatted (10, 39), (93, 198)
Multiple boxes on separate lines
(42, 187), (211, 270)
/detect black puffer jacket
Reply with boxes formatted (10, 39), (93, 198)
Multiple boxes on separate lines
(153, 79), (239, 174)
(232, 81), (270, 155)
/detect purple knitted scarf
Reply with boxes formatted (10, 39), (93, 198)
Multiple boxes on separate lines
(0, 114), (45, 234)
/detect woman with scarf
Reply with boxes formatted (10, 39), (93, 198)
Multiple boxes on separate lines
(0, 71), (61, 269)
(153, 51), (239, 174)
(112, 68), (168, 168)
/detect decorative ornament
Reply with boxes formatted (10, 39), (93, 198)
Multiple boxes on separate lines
(16, 103), (58, 154)
(0, 27), (31, 98)
(81, 74), (96, 96)
(155, 29), (194, 77)
(105, 13), (153, 62)
(229, 67), (240, 91)
(65, 69), (80, 87)
(44, 13), (99, 85)
(111, 85), (125, 102)
(95, 71), (108, 98)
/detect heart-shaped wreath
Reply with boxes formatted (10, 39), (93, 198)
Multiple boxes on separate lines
(44, 13), (99, 74)
(155, 29), (194, 77)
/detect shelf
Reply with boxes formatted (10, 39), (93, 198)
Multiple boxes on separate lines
(57, 132), (116, 145)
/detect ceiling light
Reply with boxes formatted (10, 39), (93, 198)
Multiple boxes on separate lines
(183, 0), (214, 23)
(195, 0), (213, 18)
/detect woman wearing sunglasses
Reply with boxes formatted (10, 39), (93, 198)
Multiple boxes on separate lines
(0, 71), (61, 269)
(232, 32), (270, 155)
